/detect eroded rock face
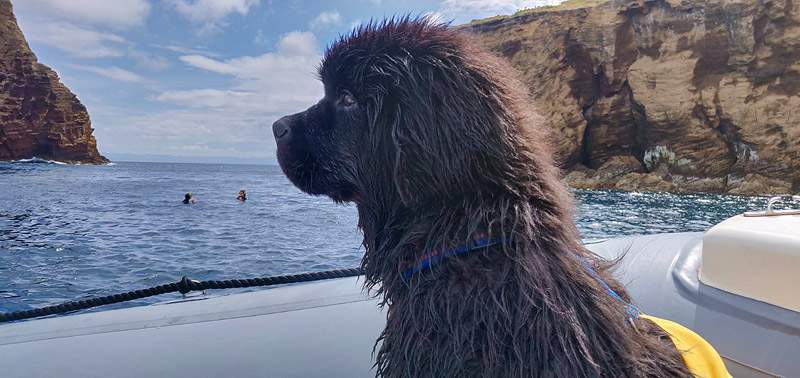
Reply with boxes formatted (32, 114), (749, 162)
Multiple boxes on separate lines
(466, 0), (800, 195)
(0, 0), (106, 164)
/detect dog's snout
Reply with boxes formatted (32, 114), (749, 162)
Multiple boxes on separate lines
(272, 117), (292, 141)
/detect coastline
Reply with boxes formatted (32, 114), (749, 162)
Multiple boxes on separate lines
(463, 0), (800, 197)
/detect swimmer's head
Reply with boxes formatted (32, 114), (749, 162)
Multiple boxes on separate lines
(185, 193), (192, 200)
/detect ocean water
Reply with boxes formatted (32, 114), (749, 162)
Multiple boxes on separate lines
(0, 160), (770, 314)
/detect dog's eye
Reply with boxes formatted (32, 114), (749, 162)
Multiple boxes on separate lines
(341, 92), (356, 107)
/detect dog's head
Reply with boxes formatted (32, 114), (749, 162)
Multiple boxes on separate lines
(274, 18), (541, 207)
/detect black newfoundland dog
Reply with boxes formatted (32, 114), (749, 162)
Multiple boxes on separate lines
(273, 18), (706, 378)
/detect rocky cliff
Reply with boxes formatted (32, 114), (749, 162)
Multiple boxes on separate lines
(0, 0), (106, 164)
(465, 0), (800, 195)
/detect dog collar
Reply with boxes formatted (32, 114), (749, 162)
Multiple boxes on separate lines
(400, 235), (641, 319)
(401, 233), (505, 280)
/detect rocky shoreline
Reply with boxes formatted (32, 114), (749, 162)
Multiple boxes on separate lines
(465, 0), (800, 195)
(562, 156), (793, 195)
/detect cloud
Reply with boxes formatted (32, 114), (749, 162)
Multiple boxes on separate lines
(277, 31), (319, 57)
(91, 106), (275, 159)
(179, 55), (241, 76)
(309, 10), (341, 30)
(128, 50), (171, 71)
(22, 22), (129, 58)
(13, 0), (151, 29)
(150, 43), (221, 57)
(141, 31), (324, 159)
(172, 41), (321, 107)
(439, 0), (562, 21)
(20, 21), (169, 73)
(168, 0), (259, 33)
(178, 31), (320, 82)
(70, 65), (146, 83)
(254, 29), (268, 46)
(155, 89), (259, 109)
(14, 2), (168, 72)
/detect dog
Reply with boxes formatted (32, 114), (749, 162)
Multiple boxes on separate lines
(273, 17), (729, 378)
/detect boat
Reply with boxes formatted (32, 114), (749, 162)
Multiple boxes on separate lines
(1, 196), (798, 378)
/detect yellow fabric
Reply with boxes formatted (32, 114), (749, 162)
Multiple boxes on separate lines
(641, 315), (733, 378)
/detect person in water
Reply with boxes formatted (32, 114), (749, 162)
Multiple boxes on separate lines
(183, 193), (196, 204)
(237, 190), (247, 201)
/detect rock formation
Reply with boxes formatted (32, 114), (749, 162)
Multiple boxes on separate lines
(464, 0), (800, 195)
(0, 0), (107, 164)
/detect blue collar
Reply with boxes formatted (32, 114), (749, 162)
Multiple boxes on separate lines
(400, 235), (640, 319)
(401, 234), (505, 280)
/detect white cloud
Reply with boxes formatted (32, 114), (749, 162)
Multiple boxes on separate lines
(143, 31), (324, 158)
(20, 21), (169, 73)
(150, 44), (221, 57)
(168, 0), (259, 33)
(439, 0), (564, 21)
(309, 10), (341, 30)
(254, 29), (268, 46)
(91, 106), (274, 159)
(156, 89), (259, 109)
(179, 55), (241, 75)
(178, 31), (320, 82)
(14, 0), (151, 29)
(128, 50), (171, 71)
(14, 2), (167, 73)
(70, 65), (145, 83)
(22, 22), (128, 58)
(277, 31), (319, 57)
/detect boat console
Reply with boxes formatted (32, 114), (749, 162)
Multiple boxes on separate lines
(701, 195), (800, 312)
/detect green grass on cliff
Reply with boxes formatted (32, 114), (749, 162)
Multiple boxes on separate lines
(460, 0), (611, 28)
(514, 5), (557, 16)
(459, 14), (510, 27)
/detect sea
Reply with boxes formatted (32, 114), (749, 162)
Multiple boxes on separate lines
(0, 160), (770, 314)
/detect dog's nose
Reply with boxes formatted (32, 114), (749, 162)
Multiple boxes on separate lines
(272, 117), (291, 141)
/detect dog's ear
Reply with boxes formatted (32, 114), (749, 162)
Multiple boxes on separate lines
(382, 55), (504, 206)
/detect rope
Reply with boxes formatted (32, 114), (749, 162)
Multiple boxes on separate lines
(0, 267), (363, 323)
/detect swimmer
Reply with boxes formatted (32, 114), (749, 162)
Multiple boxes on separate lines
(183, 193), (196, 204)
(237, 190), (247, 201)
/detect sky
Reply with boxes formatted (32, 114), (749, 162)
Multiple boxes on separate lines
(13, 0), (561, 164)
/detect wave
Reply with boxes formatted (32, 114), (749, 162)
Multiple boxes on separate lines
(3, 157), (117, 165)
(8, 157), (69, 165)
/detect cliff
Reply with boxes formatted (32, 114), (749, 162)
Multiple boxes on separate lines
(0, 0), (107, 164)
(465, 0), (800, 195)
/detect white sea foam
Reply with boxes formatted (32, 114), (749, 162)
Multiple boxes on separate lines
(11, 157), (68, 165)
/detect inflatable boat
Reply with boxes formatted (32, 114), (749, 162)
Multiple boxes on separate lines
(1, 196), (799, 378)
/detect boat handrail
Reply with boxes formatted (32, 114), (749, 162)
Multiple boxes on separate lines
(744, 195), (800, 217)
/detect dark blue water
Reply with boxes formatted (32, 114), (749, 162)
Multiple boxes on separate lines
(0, 160), (769, 313)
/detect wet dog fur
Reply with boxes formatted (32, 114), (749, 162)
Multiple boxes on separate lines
(273, 17), (693, 378)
